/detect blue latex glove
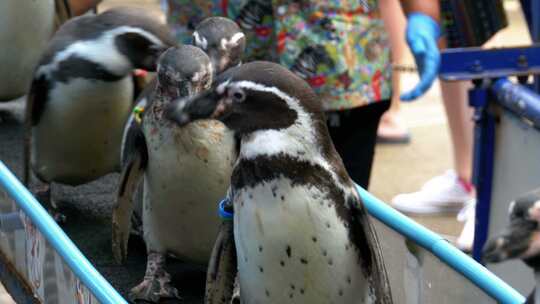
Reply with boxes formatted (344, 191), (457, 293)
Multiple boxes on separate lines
(401, 13), (441, 101)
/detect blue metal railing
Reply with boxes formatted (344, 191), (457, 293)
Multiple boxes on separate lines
(492, 78), (540, 129)
(0, 161), (128, 304)
(0, 159), (525, 303)
(357, 186), (526, 304)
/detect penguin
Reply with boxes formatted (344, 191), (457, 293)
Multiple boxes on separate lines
(483, 188), (540, 303)
(24, 7), (176, 216)
(0, 0), (55, 101)
(113, 16), (246, 241)
(111, 17), (246, 302)
(112, 46), (233, 302)
(119, 16), (246, 169)
(165, 61), (393, 304)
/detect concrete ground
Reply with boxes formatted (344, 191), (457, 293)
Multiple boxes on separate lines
(0, 0), (532, 302)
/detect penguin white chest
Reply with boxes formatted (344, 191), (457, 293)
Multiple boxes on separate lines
(234, 179), (372, 304)
(142, 117), (236, 264)
(32, 77), (133, 185)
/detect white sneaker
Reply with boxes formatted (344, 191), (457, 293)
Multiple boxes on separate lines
(456, 199), (476, 252)
(391, 170), (473, 214)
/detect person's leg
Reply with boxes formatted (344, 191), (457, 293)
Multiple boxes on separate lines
(391, 79), (474, 214)
(440, 81), (476, 251)
(377, 0), (410, 143)
(440, 80), (474, 184)
(327, 100), (391, 189)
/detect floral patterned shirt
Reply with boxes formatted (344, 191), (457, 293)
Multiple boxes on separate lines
(165, 0), (391, 111)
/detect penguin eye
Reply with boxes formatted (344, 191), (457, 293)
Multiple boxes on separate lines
(230, 89), (246, 102)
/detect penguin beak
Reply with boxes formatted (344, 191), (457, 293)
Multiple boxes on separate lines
(482, 219), (538, 263)
(165, 90), (223, 126)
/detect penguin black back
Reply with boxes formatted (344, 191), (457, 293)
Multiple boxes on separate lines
(38, 7), (176, 69)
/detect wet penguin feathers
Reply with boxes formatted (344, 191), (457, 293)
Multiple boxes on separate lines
(157, 45), (213, 90)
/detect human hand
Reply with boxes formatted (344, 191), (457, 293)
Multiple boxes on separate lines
(401, 13), (440, 101)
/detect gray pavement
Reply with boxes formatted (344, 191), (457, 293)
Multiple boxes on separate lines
(0, 0), (533, 302)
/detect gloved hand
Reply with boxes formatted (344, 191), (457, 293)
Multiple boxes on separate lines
(401, 13), (441, 101)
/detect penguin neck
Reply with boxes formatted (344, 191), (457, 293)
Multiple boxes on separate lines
(239, 117), (319, 163)
(237, 112), (355, 199)
(154, 83), (189, 105)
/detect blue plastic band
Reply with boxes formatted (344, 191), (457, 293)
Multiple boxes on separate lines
(219, 198), (234, 220)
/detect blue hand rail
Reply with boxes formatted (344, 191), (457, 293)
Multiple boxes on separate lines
(357, 185), (526, 304)
(0, 159), (525, 303)
(0, 161), (128, 304)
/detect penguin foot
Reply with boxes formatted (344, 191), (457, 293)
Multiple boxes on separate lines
(129, 273), (180, 303)
(129, 252), (181, 303)
(32, 184), (66, 223)
(51, 211), (67, 224)
(231, 275), (240, 304)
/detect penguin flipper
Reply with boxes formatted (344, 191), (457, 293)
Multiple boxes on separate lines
(205, 220), (238, 304)
(350, 195), (393, 304)
(23, 74), (48, 186)
(112, 148), (146, 265)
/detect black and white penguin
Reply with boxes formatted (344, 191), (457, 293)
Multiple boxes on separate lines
(165, 61), (392, 304)
(114, 16), (246, 242)
(0, 0), (55, 101)
(24, 7), (176, 212)
(483, 188), (540, 303)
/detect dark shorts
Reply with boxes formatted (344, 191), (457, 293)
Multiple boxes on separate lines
(326, 100), (391, 189)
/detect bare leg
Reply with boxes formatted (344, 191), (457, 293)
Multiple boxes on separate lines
(440, 81), (474, 184)
(391, 80), (474, 215)
(130, 251), (180, 302)
(442, 80), (476, 251)
(378, 0), (409, 142)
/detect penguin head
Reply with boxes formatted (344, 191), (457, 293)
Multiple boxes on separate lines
(156, 45), (213, 101)
(99, 7), (177, 71)
(114, 31), (168, 71)
(164, 61), (324, 135)
(192, 17), (246, 74)
(483, 188), (540, 268)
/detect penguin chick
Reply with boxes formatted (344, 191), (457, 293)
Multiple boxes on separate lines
(116, 16), (245, 240)
(165, 61), (392, 304)
(24, 7), (175, 217)
(113, 45), (237, 303)
(483, 188), (540, 303)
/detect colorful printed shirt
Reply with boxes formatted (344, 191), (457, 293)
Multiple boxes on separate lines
(164, 0), (391, 111)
